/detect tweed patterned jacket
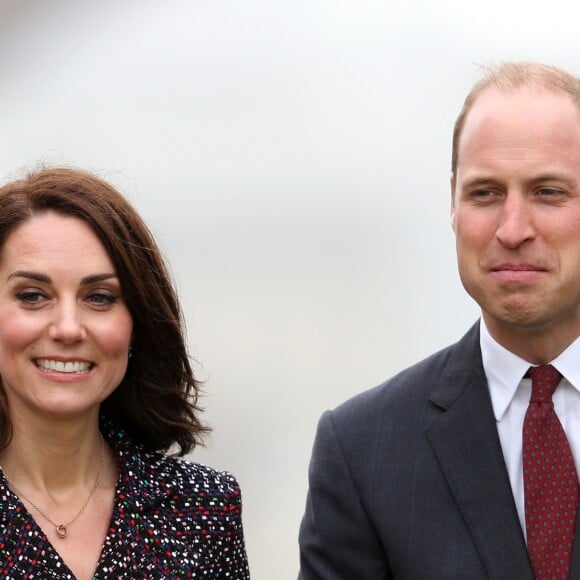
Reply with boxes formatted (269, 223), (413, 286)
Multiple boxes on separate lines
(0, 421), (250, 579)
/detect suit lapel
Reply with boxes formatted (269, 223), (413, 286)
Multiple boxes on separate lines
(426, 324), (533, 580)
(569, 505), (580, 576)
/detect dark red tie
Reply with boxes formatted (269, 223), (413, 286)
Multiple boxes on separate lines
(523, 364), (579, 579)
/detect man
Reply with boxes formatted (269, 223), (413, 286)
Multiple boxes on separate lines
(298, 62), (580, 579)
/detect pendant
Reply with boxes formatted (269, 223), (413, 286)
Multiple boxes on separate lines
(56, 524), (67, 539)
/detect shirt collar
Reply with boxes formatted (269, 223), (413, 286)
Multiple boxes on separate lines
(551, 336), (580, 391)
(480, 318), (580, 421)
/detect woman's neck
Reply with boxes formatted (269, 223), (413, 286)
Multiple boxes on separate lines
(0, 414), (105, 492)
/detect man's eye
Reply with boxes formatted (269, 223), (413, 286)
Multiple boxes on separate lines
(537, 188), (560, 196)
(468, 189), (497, 201)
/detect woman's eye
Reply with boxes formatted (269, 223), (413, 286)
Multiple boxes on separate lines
(15, 290), (46, 305)
(87, 292), (118, 307)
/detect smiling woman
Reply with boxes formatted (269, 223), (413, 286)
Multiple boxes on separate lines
(0, 213), (134, 424)
(0, 168), (250, 579)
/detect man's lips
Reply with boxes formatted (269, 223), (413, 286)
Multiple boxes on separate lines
(491, 263), (546, 272)
(489, 263), (548, 282)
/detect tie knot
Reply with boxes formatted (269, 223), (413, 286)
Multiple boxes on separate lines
(529, 364), (562, 402)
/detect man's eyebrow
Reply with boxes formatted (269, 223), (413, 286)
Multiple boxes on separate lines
(530, 173), (578, 187)
(461, 173), (578, 189)
(7, 271), (118, 285)
(460, 176), (496, 189)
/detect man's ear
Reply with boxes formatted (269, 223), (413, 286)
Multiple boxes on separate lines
(450, 173), (457, 232)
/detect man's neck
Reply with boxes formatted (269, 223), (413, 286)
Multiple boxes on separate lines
(481, 313), (580, 364)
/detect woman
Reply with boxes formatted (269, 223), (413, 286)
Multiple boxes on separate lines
(0, 167), (250, 578)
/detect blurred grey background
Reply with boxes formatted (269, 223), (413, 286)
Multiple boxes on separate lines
(1, 0), (578, 576)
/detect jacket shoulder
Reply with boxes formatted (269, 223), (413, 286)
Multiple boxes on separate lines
(333, 345), (451, 419)
(331, 322), (480, 428)
(150, 454), (242, 499)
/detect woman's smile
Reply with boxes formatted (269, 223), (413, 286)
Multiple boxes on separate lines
(34, 358), (94, 374)
(0, 212), (133, 419)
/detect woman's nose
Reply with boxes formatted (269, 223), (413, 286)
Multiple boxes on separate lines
(48, 301), (87, 343)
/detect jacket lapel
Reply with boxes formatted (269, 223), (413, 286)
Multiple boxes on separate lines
(426, 324), (534, 580)
(569, 505), (580, 576)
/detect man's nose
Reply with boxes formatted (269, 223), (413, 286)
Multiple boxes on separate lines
(48, 301), (87, 343)
(495, 194), (536, 249)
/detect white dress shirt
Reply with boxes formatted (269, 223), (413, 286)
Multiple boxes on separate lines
(480, 319), (580, 539)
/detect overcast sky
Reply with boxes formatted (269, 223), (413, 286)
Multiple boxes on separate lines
(1, 0), (579, 576)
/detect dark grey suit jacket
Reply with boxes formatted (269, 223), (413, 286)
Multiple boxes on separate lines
(299, 323), (580, 579)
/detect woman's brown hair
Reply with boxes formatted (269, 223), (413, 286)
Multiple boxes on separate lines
(0, 167), (209, 455)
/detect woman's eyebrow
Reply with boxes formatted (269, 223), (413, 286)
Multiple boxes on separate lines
(7, 271), (50, 283)
(6, 271), (118, 285)
(81, 273), (118, 285)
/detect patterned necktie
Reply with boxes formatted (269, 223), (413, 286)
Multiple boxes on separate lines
(523, 364), (579, 579)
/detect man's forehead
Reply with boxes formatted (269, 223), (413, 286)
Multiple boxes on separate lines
(466, 86), (580, 126)
(459, 87), (580, 150)
(452, 87), (580, 184)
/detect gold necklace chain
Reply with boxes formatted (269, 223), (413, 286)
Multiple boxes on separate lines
(1, 433), (105, 539)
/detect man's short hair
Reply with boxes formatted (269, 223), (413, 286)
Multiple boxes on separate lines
(451, 61), (580, 175)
